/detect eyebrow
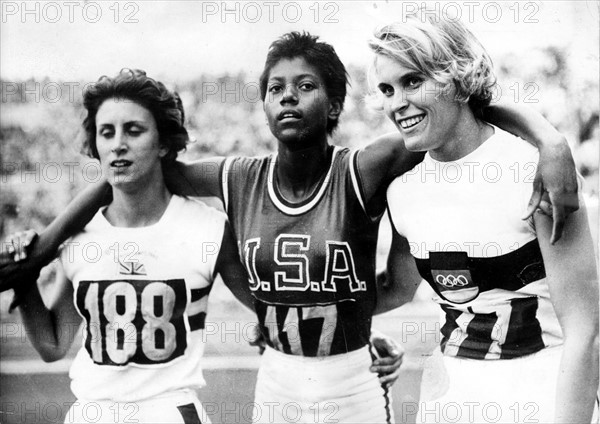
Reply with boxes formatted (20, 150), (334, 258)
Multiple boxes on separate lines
(97, 120), (147, 128)
(399, 71), (422, 84)
(268, 73), (318, 82)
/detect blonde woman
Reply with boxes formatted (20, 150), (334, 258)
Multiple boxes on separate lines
(372, 11), (599, 423)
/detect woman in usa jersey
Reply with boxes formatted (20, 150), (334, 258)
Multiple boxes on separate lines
(3, 34), (582, 423)
(372, 10), (599, 423)
(9, 69), (253, 423)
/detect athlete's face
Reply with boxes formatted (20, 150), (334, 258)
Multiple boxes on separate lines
(375, 55), (462, 155)
(263, 57), (340, 148)
(95, 98), (166, 190)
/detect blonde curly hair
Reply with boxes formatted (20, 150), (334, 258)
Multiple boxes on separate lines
(368, 10), (497, 115)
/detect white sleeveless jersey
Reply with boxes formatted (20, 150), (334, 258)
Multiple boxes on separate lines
(387, 127), (563, 360)
(60, 195), (226, 402)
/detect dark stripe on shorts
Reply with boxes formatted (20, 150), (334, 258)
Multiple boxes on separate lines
(177, 403), (202, 424)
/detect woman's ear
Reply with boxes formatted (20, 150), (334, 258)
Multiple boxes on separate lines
(158, 142), (169, 158)
(328, 97), (343, 122)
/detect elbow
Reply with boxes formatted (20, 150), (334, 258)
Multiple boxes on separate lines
(39, 350), (65, 363)
(563, 327), (599, 356)
(37, 343), (68, 363)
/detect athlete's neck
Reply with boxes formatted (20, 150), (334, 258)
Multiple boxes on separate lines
(275, 142), (331, 202)
(430, 107), (494, 162)
(105, 177), (172, 228)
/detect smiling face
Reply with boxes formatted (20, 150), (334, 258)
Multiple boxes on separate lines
(263, 57), (341, 149)
(375, 54), (465, 156)
(95, 98), (166, 190)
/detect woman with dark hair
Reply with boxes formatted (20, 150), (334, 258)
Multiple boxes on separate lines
(10, 69), (252, 423)
(371, 12), (598, 422)
(4, 32), (581, 423)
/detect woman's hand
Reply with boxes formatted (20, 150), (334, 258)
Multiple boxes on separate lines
(247, 322), (266, 355)
(1, 230), (41, 295)
(370, 329), (404, 388)
(523, 136), (579, 245)
(4, 230), (38, 262)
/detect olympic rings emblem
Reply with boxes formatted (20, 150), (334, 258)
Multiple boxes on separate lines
(435, 274), (470, 288)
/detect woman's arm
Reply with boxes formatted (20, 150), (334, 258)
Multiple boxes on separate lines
(356, 134), (424, 217)
(163, 158), (226, 200)
(534, 197), (599, 422)
(214, 221), (255, 311)
(374, 231), (423, 315)
(0, 158), (226, 292)
(0, 182), (110, 293)
(484, 102), (579, 243)
(357, 104), (578, 242)
(17, 266), (82, 362)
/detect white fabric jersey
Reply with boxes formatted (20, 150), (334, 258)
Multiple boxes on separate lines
(60, 195), (225, 402)
(387, 126), (562, 360)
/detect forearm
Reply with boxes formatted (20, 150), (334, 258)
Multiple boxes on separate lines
(216, 223), (255, 312)
(484, 102), (566, 148)
(554, 335), (599, 422)
(226, 284), (256, 312)
(163, 159), (224, 199)
(17, 284), (70, 361)
(374, 232), (422, 315)
(33, 181), (110, 266)
(357, 134), (424, 213)
(534, 204), (599, 421)
(373, 270), (419, 315)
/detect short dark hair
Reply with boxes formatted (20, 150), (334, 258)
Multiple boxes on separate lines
(259, 32), (349, 134)
(81, 69), (188, 166)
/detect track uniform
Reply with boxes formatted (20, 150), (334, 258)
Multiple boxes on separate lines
(387, 127), (569, 423)
(60, 195), (224, 423)
(221, 146), (392, 423)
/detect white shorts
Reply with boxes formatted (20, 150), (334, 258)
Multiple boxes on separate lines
(253, 345), (393, 424)
(416, 346), (597, 423)
(64, 390), (211, 424)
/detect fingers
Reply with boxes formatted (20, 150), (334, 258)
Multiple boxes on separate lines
(371, 334), (401, 358)
(5, 230), (38, 262)
(536, 200), (552, 217)
(522, 176), (543, 220)
(378, 369), (401, 388)
(371, 355), (402, 388)
(546, 191), (578, 244)
(247, 323), (266, 355)
(370, 356), (403, 373)
(0, 259), (42, 294)
(0, 250), (15, 267)
(550, 204), (566, 245)
(370, 337), (404, 388)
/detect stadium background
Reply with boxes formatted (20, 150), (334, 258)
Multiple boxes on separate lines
(1, 1), (598, 423)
